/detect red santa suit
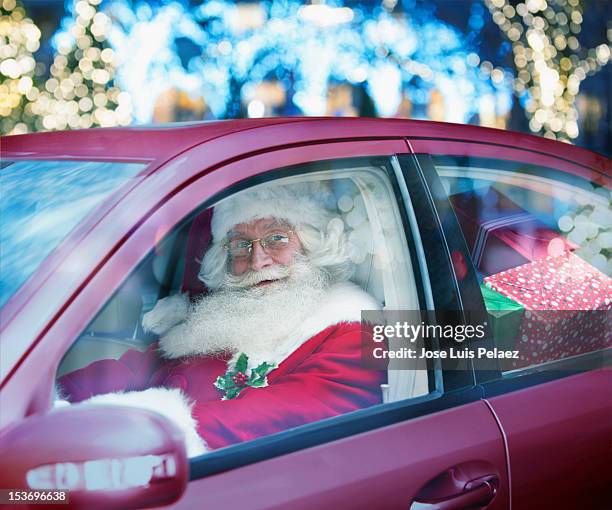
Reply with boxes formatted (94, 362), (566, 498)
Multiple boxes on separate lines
(57, 282), (384, 456)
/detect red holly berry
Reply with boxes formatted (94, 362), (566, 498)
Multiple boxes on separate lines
(232, 372), (248, 387)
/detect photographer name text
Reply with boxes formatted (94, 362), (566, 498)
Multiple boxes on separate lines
(371, 347), (520, 359)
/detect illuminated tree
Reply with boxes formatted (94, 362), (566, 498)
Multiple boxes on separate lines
(0, 0), (42, 135)
(31, 0), (131, 130)
(484, 0), (611, 141)
(101, 0), (510, 123)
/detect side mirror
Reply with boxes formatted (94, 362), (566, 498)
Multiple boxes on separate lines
(0, 405), (189, 509)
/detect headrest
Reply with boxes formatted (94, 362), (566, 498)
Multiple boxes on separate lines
(181, 208), (212, 299)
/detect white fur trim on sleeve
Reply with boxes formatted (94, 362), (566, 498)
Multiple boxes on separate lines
(310, 281), (381, 324)
(83, 387), (208, 457)
(142, 294), (189, 335)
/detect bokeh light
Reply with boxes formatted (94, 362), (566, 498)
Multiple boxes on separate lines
(485, 0), (611, 142)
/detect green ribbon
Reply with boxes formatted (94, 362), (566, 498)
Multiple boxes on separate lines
(480, 283), (524, 349)
(480, 283), (524, 313)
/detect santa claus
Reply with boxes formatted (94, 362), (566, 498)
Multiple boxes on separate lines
(57, 182), (384, 456)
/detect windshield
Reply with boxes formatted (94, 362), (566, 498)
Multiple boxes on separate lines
(0, 160), (145, 308)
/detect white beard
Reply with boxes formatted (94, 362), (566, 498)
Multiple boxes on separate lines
(167, 260), (331, 366)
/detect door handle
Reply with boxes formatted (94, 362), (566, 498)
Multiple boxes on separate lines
(410, 477), (498, 510)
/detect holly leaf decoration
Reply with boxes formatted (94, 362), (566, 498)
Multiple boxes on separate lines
(235, 352), (248, 374)
(253, 361), (275, 377)
(213, 374), (231, 391)
(223, 388), (242, 400)
(248, 361), (275, 388)
(214, 353), (276, 400)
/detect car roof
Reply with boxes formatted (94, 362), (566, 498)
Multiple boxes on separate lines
(1, 117), (609, 174)
(1, 118), (290, 161)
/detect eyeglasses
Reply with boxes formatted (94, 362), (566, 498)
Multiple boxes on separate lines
(222, 231), (294, 259)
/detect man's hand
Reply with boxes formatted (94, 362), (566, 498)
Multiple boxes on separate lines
(142, 294), (189, 335)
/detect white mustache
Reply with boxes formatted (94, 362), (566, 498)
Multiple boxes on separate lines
(223, 264), (291, 289)
(182, 260), (331, 359)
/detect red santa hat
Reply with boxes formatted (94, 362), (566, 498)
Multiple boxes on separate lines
(211, 182), (333, 242)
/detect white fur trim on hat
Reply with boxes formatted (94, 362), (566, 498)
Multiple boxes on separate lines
(211, 182), (332, 241)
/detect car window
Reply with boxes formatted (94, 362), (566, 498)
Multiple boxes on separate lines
(433, 155), (611, 373)
(55, 158), (427, 457)
(0, 160), (145, 308)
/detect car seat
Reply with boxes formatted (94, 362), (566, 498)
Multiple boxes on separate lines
(57, 280), (147, 376)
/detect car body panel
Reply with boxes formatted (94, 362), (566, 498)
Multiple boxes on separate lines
(408, 139), (610, 183)
(486, 369), (612, 509)
(0, 119), (293, 162)
(418, 136), (611, 510)
(168, 401), (508, 510)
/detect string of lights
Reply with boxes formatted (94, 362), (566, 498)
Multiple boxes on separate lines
(0, 0), (42, 135)
(4, 1), (608, 138)
(100, 0), (511, 124)
(484, 0), (611, 141)
(1, 0), (133, 134)
(33, 0), (132, 131)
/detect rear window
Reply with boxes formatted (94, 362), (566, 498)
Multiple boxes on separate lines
(0, 160), (145, 307)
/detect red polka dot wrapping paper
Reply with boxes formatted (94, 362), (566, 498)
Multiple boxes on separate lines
(483, 252), (611, 370)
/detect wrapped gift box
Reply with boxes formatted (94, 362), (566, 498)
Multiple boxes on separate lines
(484, 252), (611, 370)
(450, 187), (574, 275)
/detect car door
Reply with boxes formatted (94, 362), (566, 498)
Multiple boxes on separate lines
(159, 140), (509, 510)
(409, 135), (611, 510)
(2, 127), (509, 509)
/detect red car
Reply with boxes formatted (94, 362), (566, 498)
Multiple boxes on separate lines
(0, 118), (610, 509)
